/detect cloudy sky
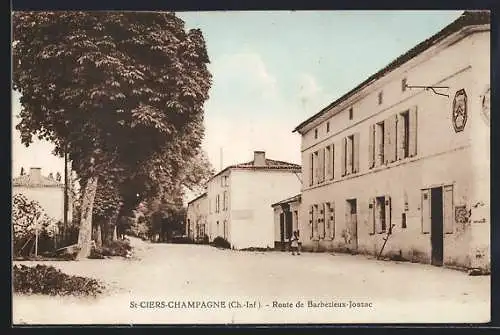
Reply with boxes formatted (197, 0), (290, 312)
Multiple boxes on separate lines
(12, 10), (463, 181)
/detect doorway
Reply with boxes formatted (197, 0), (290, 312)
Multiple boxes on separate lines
(345, 199), (358, 250)
(430, 187), (444, 266)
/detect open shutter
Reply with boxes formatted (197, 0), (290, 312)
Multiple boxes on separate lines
(397, 113), (405, 160)
(353, 132), (360, 173)
(330, 201), (336, 239)
(309, 205), (314, 239)
(384, 118), (391, 164)
(331, 144), (335, 179)
(313, 205), (319, 239)
(309, 153), (314, 186)
(341, 138), (347, 176)
(346, 137), (353, 174)
(443, 185), (454, 234)
(409, 106), (418, 157)
(368, 124), (375, 168)
(325, 146), (331, 179)
(385, 195), (392, 233)
(390, 115), (398, 163)
(421, 189), (431, 234)
(368, 198), (375, 234)
(320, 203), (326, 238)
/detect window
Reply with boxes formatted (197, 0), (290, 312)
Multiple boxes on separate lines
(376, 196), (387, 232)
(216, 194), (220, 213)
(326, 202), (335, 239)
(341, 133), (359, 176)
(349, 107), (353, 120)
(325, 145), (332, 180)
(398, 111), (410, 159)
(223, 191), (227, 211)
(314, 128), (318, 139)
(326, 121), (330, 132)
(331, 144), (335, 179)
(369, 196), (392, 234)
(402, 78), (407, 92)
(401, 213), (407, 229)
(378, 91), (383, 105)
(376, 122), (385, 166)
(313, 150), (319, 183)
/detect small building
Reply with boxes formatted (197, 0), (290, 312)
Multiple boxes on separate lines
(206, 151), (302, 249)
(271, 194), (301, 250)
(186, 192), (208, 242)
(12, 167), (72, 223)
(293, 11), (490, 271)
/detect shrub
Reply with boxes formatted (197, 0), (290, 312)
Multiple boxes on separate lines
(13, 264), (104, 296)
(211, 236), (231, 249)
(92, 239), (132, 258)
(171, 236), (194, 244)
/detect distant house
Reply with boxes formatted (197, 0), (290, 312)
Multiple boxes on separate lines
(271, 194), (301, 250)
(12, 167), (72, 223)
(186, 192), (208, 242)
(206, 151), (302, 249)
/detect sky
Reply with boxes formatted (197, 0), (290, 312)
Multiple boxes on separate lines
(12, 10), (463, 187)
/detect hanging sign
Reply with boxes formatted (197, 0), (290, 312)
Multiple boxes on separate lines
(452, 89), (468, 133)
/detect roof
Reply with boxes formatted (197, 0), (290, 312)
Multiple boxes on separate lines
(187, 192), (207, 206)
(293, 10), (491, 134)
(271, 194), (302, 207)
(210, 158), (301, 180)
(12, 174), (64, 188)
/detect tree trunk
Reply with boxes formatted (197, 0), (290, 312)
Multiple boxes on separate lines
(76, 175), (98, 259)
(96, 222), (103, 248)
(112, 225), (117, 241)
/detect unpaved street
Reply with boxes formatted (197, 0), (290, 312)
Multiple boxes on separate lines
(13, 237), (490, 324)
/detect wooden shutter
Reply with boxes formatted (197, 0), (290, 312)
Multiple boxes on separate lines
(346, 136), (353, 174)
(331, 144), (335, 179)
(330, 201), (336, 239)
(309, 152), (314, 186)
(397, 113), (406, 160)
(368, 124), (375, 169)
(353, 132), (360, 173)
(319, 148), (325, 182)
(384, 118), (391, 164)
(375, 198), (383, 234)
(409, 106), (418, 157)
(368, 198), (375, 234)
(320, 203), (326, 238)
(341, 138), (347, 176)
(443, 185), (454, 234)
(325, 203), (331, 239)
(390, 115), (398, 163)
(421, 189), (431, 234)
(385, 195), (392, 233)
(313, 205), (319, 238)
(309, 205), (314, 238)
(325, 146), (332, 179)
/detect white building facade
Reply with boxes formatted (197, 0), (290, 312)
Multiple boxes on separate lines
(293, 11), (490, 271)
(206, 151), (302, 249)
(186, 192), (208, 242)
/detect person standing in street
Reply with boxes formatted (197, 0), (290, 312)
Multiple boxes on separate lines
(290, 231), (300, 255)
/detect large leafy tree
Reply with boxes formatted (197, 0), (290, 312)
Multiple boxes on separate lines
(13, 11), (212, 258)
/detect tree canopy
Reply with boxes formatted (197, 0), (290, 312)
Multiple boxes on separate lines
(13, 11), (213, 257)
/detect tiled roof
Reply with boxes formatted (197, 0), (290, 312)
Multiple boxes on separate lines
(293, 10), (491, 133)
(12, 174), (63, 188)
(272, 194), (302, 207)
(187, 192), (207, 205)
(210, 157), (301, 180)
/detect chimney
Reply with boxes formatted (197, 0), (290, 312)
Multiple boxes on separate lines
(254, 151), (266, 167)
(30, 167), (42, 183)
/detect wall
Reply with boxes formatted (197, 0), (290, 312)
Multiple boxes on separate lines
(229, 169), (302, 249)
(298, 28), (489, 269)
(13, 186), (64, 222)
(186, 194), (208, 240)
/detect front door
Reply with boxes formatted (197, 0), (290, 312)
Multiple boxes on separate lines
(285, 211), (293, 241)
(279, 213), (285, 244)
(345, 199), (358, 251)
(430, 187), (444, 266)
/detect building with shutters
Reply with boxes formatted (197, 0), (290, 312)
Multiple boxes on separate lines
(206, 151), (301, 249)
(292, 11), (490, 271)
(186, 192), (208, 242)
(271, 194), (301, 250)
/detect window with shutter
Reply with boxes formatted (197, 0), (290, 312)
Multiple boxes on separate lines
(309, 206), (314, 239)
(390, 115), (398, 163)
(320, 203), (326, 238)
(368, 124), (375, 169)
(385, 195), (392, 233)
(421, 189), (431, 233)
(443, 185), (454, 234)
(353, 132), (360, 173)
(409, 106), (418, 157)
(347, 135), (354, 174)
(368, 198), (375, 234)
(331, 144), (335, 180)
(341, 138), (347, 176)
(384, 118), (391, 165)
(314, 151), (319, 184)
(397, 111), (410, 160)
(325, 203), (331, 238)
(313, 204), (319, 238)
(375, 196), (386, 233)
(330, 202), (336, 239)
(376, 122), (385, 166)
(319, 148), (325, 182)
(325, 146), (332, 179)
(309, 153), (314, 186)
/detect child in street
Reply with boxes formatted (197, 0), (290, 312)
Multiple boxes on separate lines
(290, 231), (300, 255)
